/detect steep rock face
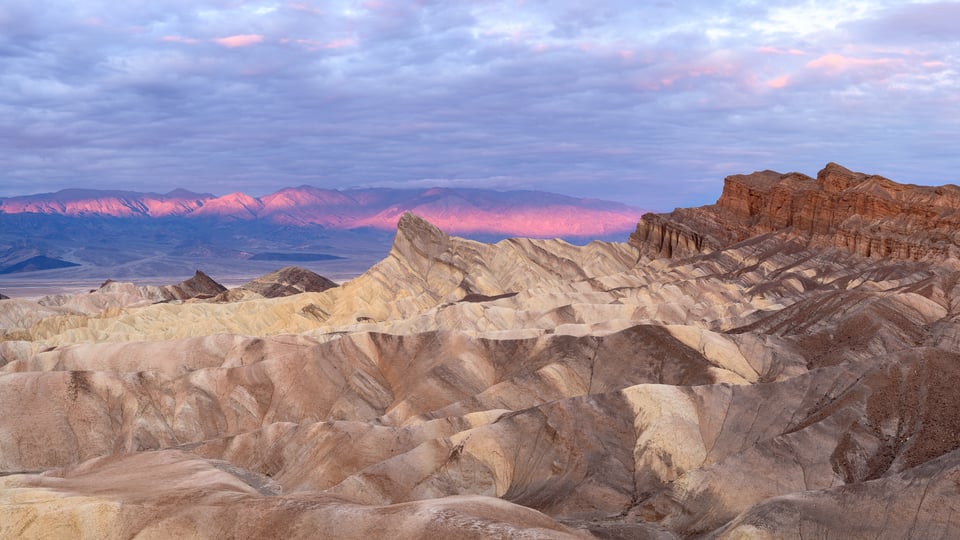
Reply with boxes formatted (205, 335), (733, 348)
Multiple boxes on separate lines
(631, 163), (960, 261)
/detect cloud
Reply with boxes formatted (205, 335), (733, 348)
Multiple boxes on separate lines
(287, 2), (323, 16)
(846, 2), (960, 42)
(162, 35), (200, 44)
(0, 0), (957, 210)
(805, 53), (897, 72)
(758, 46), (805, 56)
(767, 75), (790, 89)
(295, 38), (356, 51)
(213, 34), (264, 48)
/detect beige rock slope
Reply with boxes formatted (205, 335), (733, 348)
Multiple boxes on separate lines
(2, 165), (960, 538)
(0, 270), (227, 341)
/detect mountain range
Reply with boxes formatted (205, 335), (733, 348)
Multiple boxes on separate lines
(2, 163), (960, 538)
(0, 185), (644, 237)
(0, 186), (645, 289)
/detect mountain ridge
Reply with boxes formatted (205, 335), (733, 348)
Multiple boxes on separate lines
(0, 186), (646, 238)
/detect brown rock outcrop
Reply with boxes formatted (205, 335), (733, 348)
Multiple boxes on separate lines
(234, 266), (338, 299)
(165, 269), (228, 299)
(631, 162), (960, 261)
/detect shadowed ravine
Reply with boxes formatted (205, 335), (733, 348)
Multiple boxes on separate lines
(2, 164), (960, 538)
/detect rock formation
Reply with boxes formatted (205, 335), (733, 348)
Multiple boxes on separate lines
(166, 269), (228, 299)
(2, 165), (960, 538)
(631, 162), (960, 262)
(30, 270), (227, 312)
(220, 266), (339, 300)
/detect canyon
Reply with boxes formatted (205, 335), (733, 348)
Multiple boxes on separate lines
(1, 164), (959, 538)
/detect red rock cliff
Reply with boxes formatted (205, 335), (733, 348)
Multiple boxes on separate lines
(631, 163), (960, 261)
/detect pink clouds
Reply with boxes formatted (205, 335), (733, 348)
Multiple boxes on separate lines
(163, 34), (265, 48)
(767, 75), (790, 89)
(758, 46), (805, 56)
(214, 34), (264, 48)
(160, 34), (357, 51)
(287, 2), (322, 15)
(761, 48), (953, 92)
(805, 53), (896, 73)
(4, 0), (958, 211)
(323, 38), (355, 50)
(294, 38), (356, 51)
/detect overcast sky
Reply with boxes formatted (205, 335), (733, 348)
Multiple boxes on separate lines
(1, 1), (957, 209)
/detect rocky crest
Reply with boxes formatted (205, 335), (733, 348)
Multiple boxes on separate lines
(631, 162), (960, 261)
(167, 270), (228, 300)
(227, 266), (338, 300)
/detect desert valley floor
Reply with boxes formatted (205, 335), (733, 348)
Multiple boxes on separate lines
(2, 164), (960, 539)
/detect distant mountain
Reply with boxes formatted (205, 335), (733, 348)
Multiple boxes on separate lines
(0, 186), (646, 285)
(0, 186), (645, 238)
(0, 255), (80, 274)
(0, 188), (213, 218)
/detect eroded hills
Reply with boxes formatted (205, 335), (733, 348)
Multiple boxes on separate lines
(1, 164), (959, 539)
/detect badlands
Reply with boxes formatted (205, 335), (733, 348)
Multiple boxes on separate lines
(1, 163), (960, 538)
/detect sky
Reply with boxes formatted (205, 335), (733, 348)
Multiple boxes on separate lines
(0, 1), (957, 210)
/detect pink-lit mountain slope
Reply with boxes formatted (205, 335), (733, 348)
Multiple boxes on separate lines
(0, 188), (213, 218)
(0, 186), (645, 238)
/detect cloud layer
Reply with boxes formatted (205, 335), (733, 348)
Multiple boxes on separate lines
(1, 1), (957, 209)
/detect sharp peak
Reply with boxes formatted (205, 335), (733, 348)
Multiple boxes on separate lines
(821, 161), (853, 172)
(397, 212), (447, 237)
(179, 269), (227, 293)
(391, 213), (451, 259)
